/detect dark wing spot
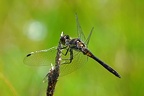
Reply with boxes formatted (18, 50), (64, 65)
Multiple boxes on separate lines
(26, 53), (31, 57)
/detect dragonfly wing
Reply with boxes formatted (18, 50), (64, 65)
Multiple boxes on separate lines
(84, 27), (94, 47)
(75, 14), (86, 42)
(60, 50), (88, 76)
(24, 46), (88, 76)
(23, 46), (57, 66)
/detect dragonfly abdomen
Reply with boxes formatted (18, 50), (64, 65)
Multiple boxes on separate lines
(82, 48), (121, 78)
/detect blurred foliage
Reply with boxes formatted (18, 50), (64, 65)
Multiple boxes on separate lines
(0, 0), (144, 96)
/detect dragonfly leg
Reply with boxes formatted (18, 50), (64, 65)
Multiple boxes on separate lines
(69, 49), (73, 63)
(60, 46), (67, 49)
(60, 46), (70, 56)
(61, 49), (73, 64)
(63, 48), (69, 56)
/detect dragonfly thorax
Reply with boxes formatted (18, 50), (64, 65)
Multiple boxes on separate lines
(68, 38), (86, 51)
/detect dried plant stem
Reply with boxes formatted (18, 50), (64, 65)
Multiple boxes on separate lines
(46, 38), (62, 96)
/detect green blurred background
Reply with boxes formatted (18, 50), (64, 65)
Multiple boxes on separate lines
(0, 0), (143, 96)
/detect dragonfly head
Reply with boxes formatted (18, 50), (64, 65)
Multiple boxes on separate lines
(60, 34), (70, 45)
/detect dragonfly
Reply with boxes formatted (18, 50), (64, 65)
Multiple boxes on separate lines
(24, 15), (121, 78)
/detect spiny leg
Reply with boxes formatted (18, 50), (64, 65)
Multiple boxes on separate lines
(61, 49), (74, 64)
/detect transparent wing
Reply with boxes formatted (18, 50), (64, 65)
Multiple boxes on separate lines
(60, 49), (88, 76)
(75, 14), (86, 43)
(85, 27), (94, 47)
(23, 46), (57, 66)
(75, 14), (94, 47)
(24, 46), (88, 76)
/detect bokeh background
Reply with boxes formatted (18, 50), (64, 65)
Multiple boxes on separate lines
(0, 0), (143, 96)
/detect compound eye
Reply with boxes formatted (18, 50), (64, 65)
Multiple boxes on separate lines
(60, 35), (70, 45)
(65, 35), (70, 39)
